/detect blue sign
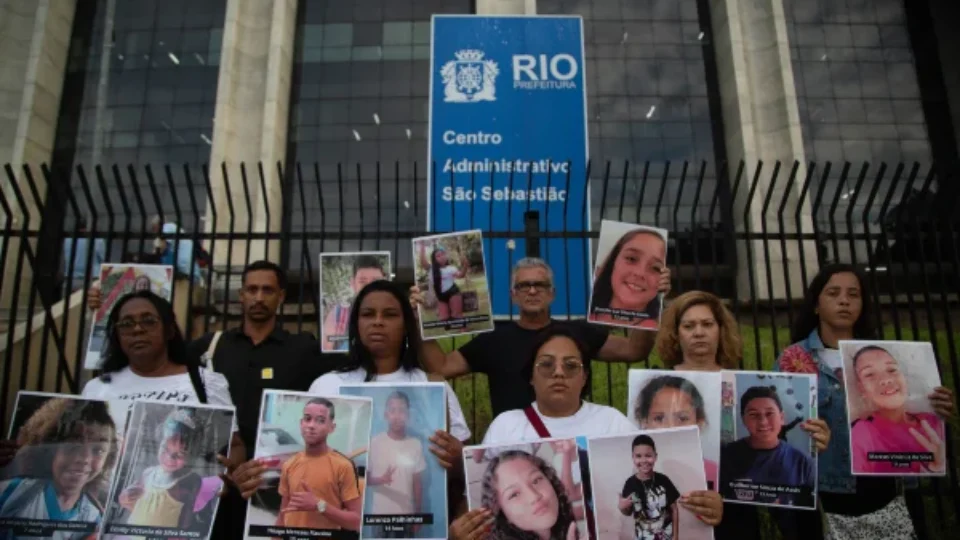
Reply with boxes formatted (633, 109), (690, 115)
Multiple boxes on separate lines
(428, 15), (589, 317)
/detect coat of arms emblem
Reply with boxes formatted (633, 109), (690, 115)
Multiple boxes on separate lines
(441, 49), (498, 103)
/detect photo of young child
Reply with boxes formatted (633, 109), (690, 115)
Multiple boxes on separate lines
(718, 371), (818, 509)
(244, 391), (372, 540)
(320, 252), (391, 352)
(339, 383), (447, 540)
(463, 438), (588, 540)
(628, 370), (722, 491)
(100, 401), (234, 539)
(840, 340), (947, 476)
(588, 221), (668, 331)
(588, 427), (712, 540)
(0, 392), (122, 540)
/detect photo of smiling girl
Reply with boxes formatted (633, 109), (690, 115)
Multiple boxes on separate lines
(588, 221), (668, 331)
(840, 341), (947, 476)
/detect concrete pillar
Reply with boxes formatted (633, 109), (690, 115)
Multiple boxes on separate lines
(709, 0), (817, 300)
(0, 0), (77, 312)
(476, 0), (537, 15)
(206, 0), (296, 268)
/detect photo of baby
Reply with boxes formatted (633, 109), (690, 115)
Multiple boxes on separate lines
(339, 383), (447, 540)
(588, 427), (712, 540)
(628, 370), (722, 491)
(0, 392), (124, 540)
(463, 438), (588, 540)
(718, 371), (818, 509)
(840, 340), (947, 476)
(99, 400), (234, 539)
(588, 221), (668, 331)
(319, 252), (391, 352)
(244, 390), (373, 540)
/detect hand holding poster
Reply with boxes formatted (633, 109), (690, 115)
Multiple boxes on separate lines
(719, 371), (818, 509)
(339, 383), (448, 540)
(319, 252), (392, 352)
(244, 390), (373, 540)
(412, 230), (494, 340)
(588, 221), (668, 330)
(463, 438), (588, 540)
(840, 340), (948, 476)
(1, 392), (125, 540)
(587, 427), (713, 540)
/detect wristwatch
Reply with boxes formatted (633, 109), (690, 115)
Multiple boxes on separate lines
(316, 500), (327, 514)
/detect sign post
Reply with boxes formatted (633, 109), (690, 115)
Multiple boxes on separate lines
(429, 15), (590, 317)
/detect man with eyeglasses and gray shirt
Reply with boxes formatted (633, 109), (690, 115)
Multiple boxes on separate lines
(411, 257), (670, 417)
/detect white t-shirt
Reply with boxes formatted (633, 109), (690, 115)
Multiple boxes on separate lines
(309, 368), (472, 442)
(482, 401), (635, 445)
(439, 265), (459, 292)
(367, 432), (427, 515)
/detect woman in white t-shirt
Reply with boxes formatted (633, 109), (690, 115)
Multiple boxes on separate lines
(418, 242), (467, 323)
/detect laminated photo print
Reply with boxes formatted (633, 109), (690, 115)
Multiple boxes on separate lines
(587, 426), (713, 540)
(718, 371), (818, 509)
(840, 340), (947, 477)
(627, 369), (722, 491)
(319, 252), (392, 353)
(243, 390), (374, 540)
(84, 264), (173, 369)
(587, 220), (667, 331)
(412, 229), (494, 340)
(339, 383), (447, 540)
(99, 400), (235, 540)
(0, 392), (127, 540)
(463, 438), (589, 540)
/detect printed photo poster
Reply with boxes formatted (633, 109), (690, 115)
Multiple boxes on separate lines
(100, 400), (235, 540)
(0, 392), (128, 539)
(243, 390), (373, 540)
(588, 426), (713, 540)
(587, 220), (668, 331)
(319, 252), (392, 353)
(412, 229), (494, 340)
(463, 438), (589, 540)
(839, 340), (947, 477)
(338, 383), (447, 540)
(627, 369), (722, 491)
(84, 264), (174, 369)
(718, 370), (818, 509)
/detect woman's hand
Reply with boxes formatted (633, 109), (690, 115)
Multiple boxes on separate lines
(657, 267), (672, 296)
(429, 430), (464, 471)
(929, 386), (955, 420)
(409, 285), (424, 320)
(86, 286), (102, 311)
(0, 440), (19, 468)
(801, 418), (831, 452)
(231, 458), (266, 500)
(909, 418), (946, 472)
(449, 508), (493, 540)
(680, 490), (723, 527)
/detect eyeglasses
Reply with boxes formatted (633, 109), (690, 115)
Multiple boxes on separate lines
(114, 315), (161, 335)
(513, 281), (552, 292)
(534, 358), (584, 378)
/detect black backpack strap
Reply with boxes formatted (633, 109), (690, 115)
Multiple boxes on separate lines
(187, 363), (208, 404)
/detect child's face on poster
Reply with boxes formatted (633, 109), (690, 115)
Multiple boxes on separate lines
(351, 268), (385, 294)
(856, 349), (908, 411)
(52, 423), (112, 495)
(642, 387), (700, 430)
(301, 403), (335, 445)
(743, 398), (784, 447)
(609, 231), (664, 310)
(496, 457), (559, 533)
(158, 437), (189, 474)
(385, 398), (410, 432)
(632, 444), (657, 476)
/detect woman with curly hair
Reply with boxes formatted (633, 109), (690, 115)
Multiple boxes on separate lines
(481, 450), (579, 540)
(0, 397), (118, 540)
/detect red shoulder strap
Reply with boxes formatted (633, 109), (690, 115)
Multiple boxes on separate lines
(523, 406), (552, 438)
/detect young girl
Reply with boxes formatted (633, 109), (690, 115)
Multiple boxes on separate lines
(589, 228), (666, 329)
(0, 398), (118, 540)
(849, 345), (946, 474)
(419, 243), (466, 323)
(618, 435), (680, 540)
(118, 408), (207, 530)
(481, 450), (580, 540)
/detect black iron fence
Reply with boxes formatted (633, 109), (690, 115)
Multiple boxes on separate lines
(1, 160), (959, 538)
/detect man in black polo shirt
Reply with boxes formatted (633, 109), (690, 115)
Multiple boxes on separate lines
(414, 257), (670, 417)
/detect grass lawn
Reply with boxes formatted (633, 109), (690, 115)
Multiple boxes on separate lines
(441, 324), (960, 539)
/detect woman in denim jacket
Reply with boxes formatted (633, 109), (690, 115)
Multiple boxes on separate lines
(775, 264), (955, 539)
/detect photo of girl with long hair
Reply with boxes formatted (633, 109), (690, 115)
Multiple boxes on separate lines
(412, 230), (494, 340)
(100, 401), (234, 539)
(463, 439), (586, 540)
(840, 341), (947, 476)
(588, 221), (668, 331)
(0, 393), (120, 540)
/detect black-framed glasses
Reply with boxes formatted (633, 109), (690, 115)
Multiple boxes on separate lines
(114, 316), (161, 335)
(534, 358), (584, 378)
(513, 280), (551, 292)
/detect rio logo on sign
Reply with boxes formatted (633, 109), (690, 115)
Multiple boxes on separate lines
(512, 54), (580, 89)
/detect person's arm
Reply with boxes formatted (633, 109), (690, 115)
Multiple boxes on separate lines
(323, 497), (362, 531)
(410, 285), (473, 378)
(595, 330), (656, 363)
